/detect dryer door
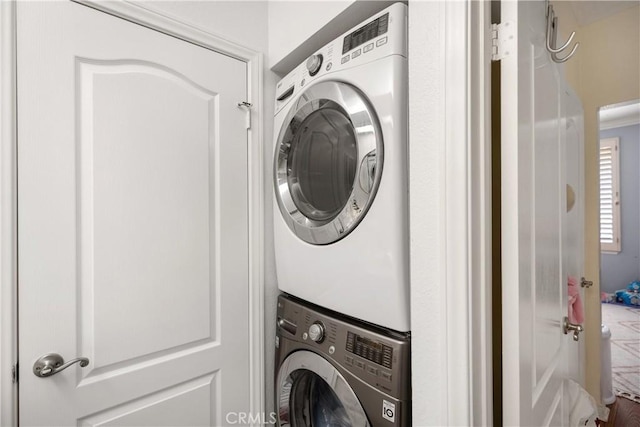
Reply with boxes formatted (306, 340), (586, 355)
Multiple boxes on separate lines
(276, 350), (370, 427)
(274, 81), (382, 245)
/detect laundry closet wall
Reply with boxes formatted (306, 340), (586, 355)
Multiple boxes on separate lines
(266, 1), (478, 425)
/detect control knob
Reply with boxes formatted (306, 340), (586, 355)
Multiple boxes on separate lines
(306, 54), (323, 76)
(308, 322), (325, 343)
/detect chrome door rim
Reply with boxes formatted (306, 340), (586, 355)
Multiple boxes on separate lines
(276, 350), (370, 427)
(274, 80), (383, 245)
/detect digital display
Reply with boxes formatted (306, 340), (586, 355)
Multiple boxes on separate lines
(346, 332), (393, 369)
(342, 13), (389, 54)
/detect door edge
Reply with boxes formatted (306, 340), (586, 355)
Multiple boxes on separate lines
(0, 1), (18, 425)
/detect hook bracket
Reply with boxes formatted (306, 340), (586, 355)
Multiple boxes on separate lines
(546, 4), (579, 63)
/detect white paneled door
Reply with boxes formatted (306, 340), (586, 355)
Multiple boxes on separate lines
(500, 1), (585, 425)
(17, 2), (250, 425)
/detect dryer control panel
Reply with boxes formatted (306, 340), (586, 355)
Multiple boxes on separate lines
(275, 293), (411, 401)
(274, 2), (407, 116)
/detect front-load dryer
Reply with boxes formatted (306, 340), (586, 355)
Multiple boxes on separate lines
(272, 3), (409, 332)
(275, 294), (411, 426)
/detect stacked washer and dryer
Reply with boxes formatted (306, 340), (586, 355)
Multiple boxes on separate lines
(272, 3), (410, 426)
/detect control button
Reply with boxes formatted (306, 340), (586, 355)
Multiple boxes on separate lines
(302, 332), (308, 340)
(351, 49), (361, 59)
(367, 366), (378, 376)
(308, 322), (325, 343)
(306, 54), (323, 76)
(300, 78), (306, 87)
(376, 37), (388, 47)
(325, 62), (333, 71)
(341, 56), (350, 64)
(381, 371), (392, 382)
(328, 345), (335, 355)
(345, 356), (354, 366)
(354, 360), (365, 370)
(364, 43), (374, 53)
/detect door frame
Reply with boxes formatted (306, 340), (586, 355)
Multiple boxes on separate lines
(408, 1), (493, 425)
(0, 1), (265, 424)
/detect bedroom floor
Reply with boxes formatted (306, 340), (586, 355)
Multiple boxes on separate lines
(602, 397), (640, 427)
(601, 302), (640, 401)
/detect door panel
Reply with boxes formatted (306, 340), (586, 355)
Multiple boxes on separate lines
(81, 60), (217, 371)
(500, 0), (584, 425)
(18, 2), (248, 424)
(78, 375), (216, 426)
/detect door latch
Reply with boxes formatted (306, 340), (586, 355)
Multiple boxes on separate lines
(237, 101), (252, 129)
(564, 317), (583, 341)
(580, 277), (593, 288)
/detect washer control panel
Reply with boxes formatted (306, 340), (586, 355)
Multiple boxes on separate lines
(276, 294), (410, 400)
(274, 2), (407, 115)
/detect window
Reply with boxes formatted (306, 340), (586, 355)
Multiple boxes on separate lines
(600, 137), (621, 252)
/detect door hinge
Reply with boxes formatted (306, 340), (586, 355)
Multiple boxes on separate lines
(237, 101), (252, 130)
(11, 363), (17, 384)
(491, 22), (515, 61)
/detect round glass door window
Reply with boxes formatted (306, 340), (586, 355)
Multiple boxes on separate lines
(274, 81), (383, 245)
(276, 351), (370, 427)
(289, 370), (351, 426)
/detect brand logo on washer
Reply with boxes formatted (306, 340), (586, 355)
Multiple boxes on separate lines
(382, 399), (396, 423)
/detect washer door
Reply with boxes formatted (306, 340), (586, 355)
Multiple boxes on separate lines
(274, 81), (383, 245)
(277, 351), (370, 427)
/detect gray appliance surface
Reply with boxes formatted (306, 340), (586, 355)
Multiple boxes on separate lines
(275, 294), (411, 426)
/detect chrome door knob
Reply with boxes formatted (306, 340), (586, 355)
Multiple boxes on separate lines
(308, 322), (325, 343)
(33, 353), (90, 378)
(563, 317), (583, 341)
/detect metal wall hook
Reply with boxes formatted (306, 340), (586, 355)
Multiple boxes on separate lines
(545, 4), (579, 63)
(547, 17), (576, 53)
(552, 43), (580, 63)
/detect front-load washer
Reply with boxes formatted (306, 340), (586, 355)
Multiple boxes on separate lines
(275, 294), (411, 426)
(272, 3), (409, 332)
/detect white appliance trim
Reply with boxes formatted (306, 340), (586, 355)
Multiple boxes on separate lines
(0, 1), (265, 424)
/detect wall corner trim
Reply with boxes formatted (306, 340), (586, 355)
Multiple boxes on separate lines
(409, 0), (492, 425)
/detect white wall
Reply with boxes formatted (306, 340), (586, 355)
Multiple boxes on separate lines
(267, 0), (400, 75)
(268, 0), (353, 72)
(139, 1), (269, 53)
(408, 1), (449, 423)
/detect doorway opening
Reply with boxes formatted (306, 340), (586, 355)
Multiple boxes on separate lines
(598, 99), (640, 404)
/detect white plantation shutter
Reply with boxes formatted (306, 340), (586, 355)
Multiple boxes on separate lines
(600, 137), (621, 252)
